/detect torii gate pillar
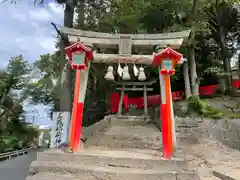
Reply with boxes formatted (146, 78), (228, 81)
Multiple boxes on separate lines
(65, 41), (93, 152)
(152, 47), (182, 159)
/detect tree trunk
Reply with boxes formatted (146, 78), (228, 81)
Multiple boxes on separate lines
(183, 61), (192, 99)
(60, 0), (76, 112)
(189, 0), (199, 96)
(189, 46), (199, 96)
(219, 27), (232, 92)
(238, 54), (240, 89)
(59, 0), (76, 143)
(214, 0), (232, 93)
(78, 0), (85, 29)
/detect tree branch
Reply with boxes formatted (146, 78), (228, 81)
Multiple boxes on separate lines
(51, 22), (66, 41)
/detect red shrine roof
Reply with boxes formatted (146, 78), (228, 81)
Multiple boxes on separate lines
(152, 47), (182, 66)
(65, 41), (94, 61)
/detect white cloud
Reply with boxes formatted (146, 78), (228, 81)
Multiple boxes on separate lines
(0, 0), (65, 125)
(11, 11), (28, 22)
(39, 37), (56, 51)
(29, 8), (53, 21)
(49, 2), (64, 15)
(0, 1), (64, 64)
(29, 2), (64, 22)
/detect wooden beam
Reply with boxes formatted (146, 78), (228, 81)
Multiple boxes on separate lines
(68, 36), (184, 49)
(61, 27), (191, 50)
(61, 27), (191, 40)
(92, 53), (186, 65)
(116, 87), (153, 91)
(93, 53), (154, 64)
(114, 79), (157, 85)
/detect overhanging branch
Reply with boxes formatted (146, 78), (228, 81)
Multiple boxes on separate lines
(51, 22), (66, 42)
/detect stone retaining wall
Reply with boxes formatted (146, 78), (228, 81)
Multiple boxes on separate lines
(204, 119), (240, 151)
(149, 106), (162, 131)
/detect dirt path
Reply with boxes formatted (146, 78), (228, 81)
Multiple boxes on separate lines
(181, 122), (240, 180)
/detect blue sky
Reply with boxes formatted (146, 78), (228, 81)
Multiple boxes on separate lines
(0, 0), (65, 125)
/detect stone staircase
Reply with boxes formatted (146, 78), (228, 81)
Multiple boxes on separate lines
(26, 115), (200, 180)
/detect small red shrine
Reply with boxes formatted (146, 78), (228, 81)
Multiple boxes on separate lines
(65, 41), (94, 70)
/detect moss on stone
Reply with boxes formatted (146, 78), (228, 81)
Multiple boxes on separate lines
(187, 96), (224, 118)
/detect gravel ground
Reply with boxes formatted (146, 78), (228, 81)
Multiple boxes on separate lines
(180, 121), (240, 180)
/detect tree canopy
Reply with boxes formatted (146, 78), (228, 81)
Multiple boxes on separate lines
(0, 56), (38, 152)
(2, 0), (240, 127)
(19, 0), (237, 123)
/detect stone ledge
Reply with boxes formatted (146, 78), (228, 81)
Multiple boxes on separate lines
(213, 170), (240, 180)
(204, 119), (240, 151)
(37, 148), (187, 170)
(29, 161), (199, 180)
(27, 171), (199, 180)
(110, 116), (152, 126)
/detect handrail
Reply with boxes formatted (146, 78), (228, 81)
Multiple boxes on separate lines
(0, 148), (32, 161)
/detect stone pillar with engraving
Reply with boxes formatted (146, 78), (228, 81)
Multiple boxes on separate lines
(50, 112), (70, 148)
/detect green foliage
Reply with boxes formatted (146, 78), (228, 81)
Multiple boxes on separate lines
(20, 0), (240, 122)
(24, 52), (61, 112)
(188, 96), (224, 118)
(204, 67), (228, 77)
(6, 55), (32, 90)
(0, 56), (38, 153)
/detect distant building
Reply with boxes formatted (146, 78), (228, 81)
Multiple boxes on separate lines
(37, 125), (51, 147)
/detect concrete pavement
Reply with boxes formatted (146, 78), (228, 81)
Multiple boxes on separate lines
(0, 149), (41, 180)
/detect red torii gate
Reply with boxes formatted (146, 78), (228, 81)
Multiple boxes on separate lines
(65, 41), (183, 159)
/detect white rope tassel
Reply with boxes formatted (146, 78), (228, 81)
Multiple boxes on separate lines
(117, 63), (123, 77)
(122, 65), (130, 80)
(138, 67), (146, 81)
(104, 65), (115, 81)
(133, 63), (139, 77)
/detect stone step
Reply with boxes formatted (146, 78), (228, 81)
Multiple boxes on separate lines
(37, 148), (188, 170)
(87, 131), (182, 150)
(103, 131), (162, 142)
(84, 133), (162, 149)
(29, 162), (199, 180)
(87, 139), (183, 152)
(110, 118), (152, 126)
(213, 168), (240, 180)
(197, 168), (222, 180)
(103, 131), (183, 142)
(26, 173), (78, 180)
(200, 175), (222, 180)
(94, 137), (161, 150)
(117, 115), (151, 120)
(85, 124), (163, 148)
(82, 146), (186, 158)
(105, 125), (161, 137)
(94, 129), (181, 143)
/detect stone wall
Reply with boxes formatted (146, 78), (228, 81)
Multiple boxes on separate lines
(204, 119), (240, 150)
(149, 106), (162, 131)
(150, 102), (240, 151)
(173, 97), (240, 116)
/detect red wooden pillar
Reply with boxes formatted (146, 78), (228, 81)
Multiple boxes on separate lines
(153, 47), (182, 159)
(65, 41), (93, 152)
